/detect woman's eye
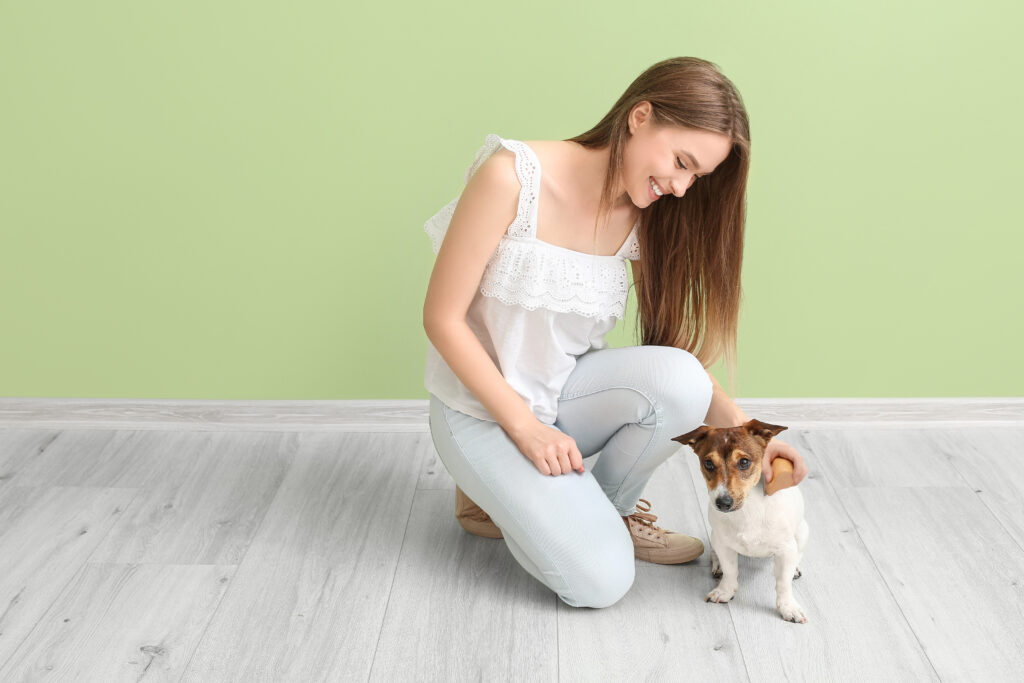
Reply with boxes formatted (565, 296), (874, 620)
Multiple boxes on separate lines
(677, 157), (702, 179)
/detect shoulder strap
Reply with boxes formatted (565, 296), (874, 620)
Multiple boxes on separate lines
(496, 139), (540, 239)
(616, 217), (642, 260)
(463, 134), (540, 240)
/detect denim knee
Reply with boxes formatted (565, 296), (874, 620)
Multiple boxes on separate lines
(560, 538), (636, 609)
(642, 346), (714, 431)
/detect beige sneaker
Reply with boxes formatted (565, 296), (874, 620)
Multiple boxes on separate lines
(623, 498), (704, 564)
(455, 485), (503, 539)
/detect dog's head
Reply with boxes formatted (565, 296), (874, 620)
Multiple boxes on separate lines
(671, 419), (788, 512)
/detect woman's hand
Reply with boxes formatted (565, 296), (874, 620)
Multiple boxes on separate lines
(509, 419), (585, 476)
(762, 439), (809, 485)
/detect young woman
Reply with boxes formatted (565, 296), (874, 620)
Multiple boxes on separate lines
(422, 56), (809, 609)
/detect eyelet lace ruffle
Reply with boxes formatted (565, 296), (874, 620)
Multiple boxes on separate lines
(480, 237), (630, 319)
(423, 133), (641, 320)
(423, 196), (460, 256)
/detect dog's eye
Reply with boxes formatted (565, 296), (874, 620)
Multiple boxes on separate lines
(703, 459), (714, 471)
(738, 458), (751, 470)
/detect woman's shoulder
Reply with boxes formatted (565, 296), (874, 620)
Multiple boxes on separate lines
(515, 139), (576, 198)
(485, 138), (571, 203)
(519, 139), (573, 168)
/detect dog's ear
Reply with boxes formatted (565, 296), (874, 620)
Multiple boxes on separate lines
(742, 419), (788, 444)
(672, 425), (713, 447)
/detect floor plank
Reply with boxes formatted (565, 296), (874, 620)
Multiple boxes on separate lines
(180, 431), (426, 682)
(370, 489), (558, 683)
(837, 486), (1024, 679)
(0, 408), (1022, 681)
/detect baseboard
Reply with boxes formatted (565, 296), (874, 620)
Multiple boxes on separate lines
(0, 397), (1021, 431)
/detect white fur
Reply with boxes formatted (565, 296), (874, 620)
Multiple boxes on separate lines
(705, 479), (810, 623)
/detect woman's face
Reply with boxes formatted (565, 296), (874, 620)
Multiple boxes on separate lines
(622, 101), (734, 207)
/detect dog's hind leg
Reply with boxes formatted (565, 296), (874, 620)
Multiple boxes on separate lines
(709, 527), (725, 578)
(774, 539), (808, 623)
(710, 548), (722, 578)
(793, 519), (809, 579)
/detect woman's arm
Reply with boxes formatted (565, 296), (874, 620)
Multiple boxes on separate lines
(705, 372), (750, 428)
(423, 148), (538, 439)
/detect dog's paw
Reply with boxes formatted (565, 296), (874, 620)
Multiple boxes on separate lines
(776, 597), (808, 623)
(711, 566), (723, 579)
(705, 584), (736, 603)
(793, 566), (802, 580)
(710, 549), (721, 578)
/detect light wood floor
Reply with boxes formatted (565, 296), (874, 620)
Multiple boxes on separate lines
(0, 398), (1022, 682)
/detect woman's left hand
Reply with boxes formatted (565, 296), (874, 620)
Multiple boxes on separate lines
(762, 439), (809, 485)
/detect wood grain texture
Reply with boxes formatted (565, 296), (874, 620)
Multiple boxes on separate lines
(0, 404), (1021, 680)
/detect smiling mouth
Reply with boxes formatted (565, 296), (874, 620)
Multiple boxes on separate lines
(649, 177), (665, 197)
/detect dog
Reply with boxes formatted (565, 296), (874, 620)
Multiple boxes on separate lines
(672, 419), (809, 623)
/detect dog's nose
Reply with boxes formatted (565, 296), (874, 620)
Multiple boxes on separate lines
(715, 495), (733, 512)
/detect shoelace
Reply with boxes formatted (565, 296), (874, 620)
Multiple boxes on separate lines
(625, 498), (666, 538)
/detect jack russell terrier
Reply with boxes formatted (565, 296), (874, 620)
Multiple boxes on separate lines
(673, 419), (809, 623)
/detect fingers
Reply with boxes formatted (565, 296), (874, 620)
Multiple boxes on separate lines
(763, 447), (810, 486)
(555, 450), (572, 475)
(542, 447), (565, 476)
(565, 440), (584, 474)
(544, 440), (584, 476)
(570, 447), (584, 474)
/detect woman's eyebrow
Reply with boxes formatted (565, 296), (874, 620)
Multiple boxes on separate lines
(679, 149), (702, 171)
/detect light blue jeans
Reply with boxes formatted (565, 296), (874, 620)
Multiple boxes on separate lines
(427, 344), (714, 609)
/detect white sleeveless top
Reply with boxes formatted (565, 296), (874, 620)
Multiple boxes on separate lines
(423, 133), (641, 425)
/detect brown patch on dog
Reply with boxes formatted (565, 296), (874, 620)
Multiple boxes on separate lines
(698, 449), (726, 489)
(672, 420), (789, 508)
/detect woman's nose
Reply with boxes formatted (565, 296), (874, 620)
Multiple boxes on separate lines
(671, 174), (697, 197)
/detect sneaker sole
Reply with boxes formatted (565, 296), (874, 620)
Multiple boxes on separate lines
(457, 518), (504, 539)
(633, 541), (705, 564)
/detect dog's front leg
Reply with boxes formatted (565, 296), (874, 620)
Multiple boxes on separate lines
(705, 532), (738, 603)
(773, 540), (807, 623)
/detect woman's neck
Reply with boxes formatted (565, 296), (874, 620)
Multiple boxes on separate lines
(565, 141), (636, 216)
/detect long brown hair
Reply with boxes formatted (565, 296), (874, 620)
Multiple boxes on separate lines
(565, 56), (751, 397)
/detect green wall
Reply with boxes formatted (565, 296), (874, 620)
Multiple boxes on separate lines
(1, 1), (1020, 399)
